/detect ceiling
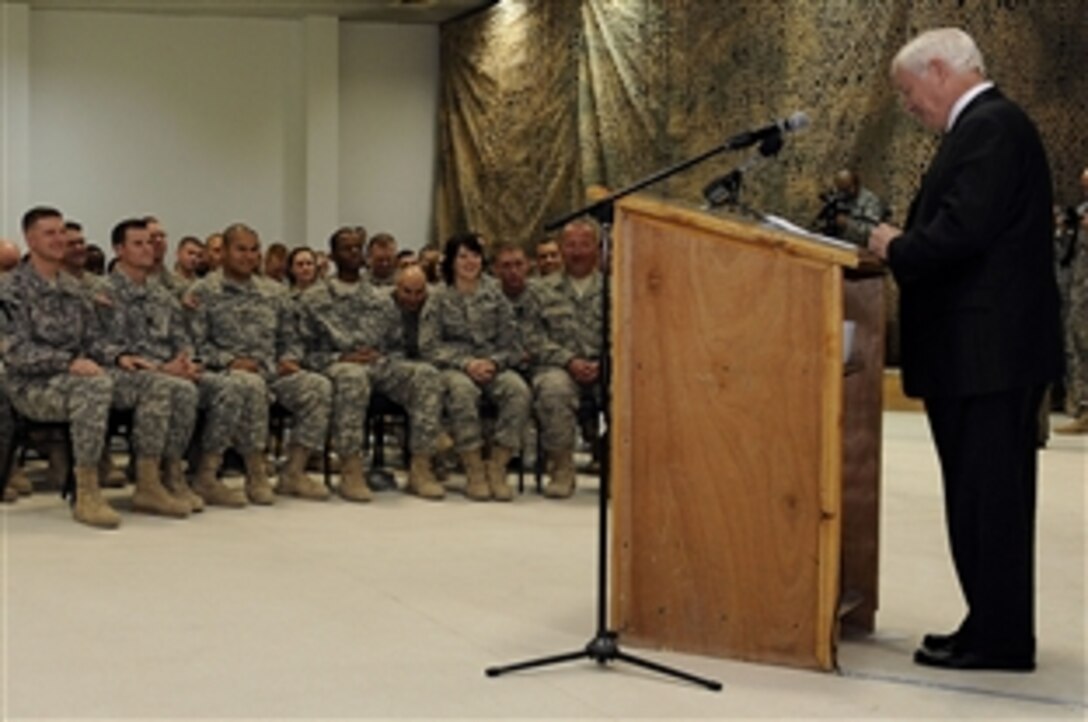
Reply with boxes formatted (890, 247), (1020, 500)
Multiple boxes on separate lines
(19, 0), (497, 24)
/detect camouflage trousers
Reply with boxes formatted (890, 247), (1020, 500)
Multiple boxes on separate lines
(531, 367), (580, 453)
(443, 368), (530, 453)
(268, 370), (332, 450)
(4, 373), (113, 466)
(0, 367), (12, 437)
(325, 359), (443, 457)
(0, 379), (15, 465)
(197, 370), (270, 455)
(1064, 282), (1088, 413)
(108, 369), (198, 459)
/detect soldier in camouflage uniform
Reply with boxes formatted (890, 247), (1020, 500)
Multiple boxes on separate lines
(187, 223), (332, 501)
(98, 218), (200, 517)
(365, 232), (398, 288)
(525, 220), (604, 499)
(820, 169), (892, 246)
(2, 207), (166, 529)
(420, 233), (530, 501)
(1055, 168), (1088, 433)
(391, 264), (428, 360)
(171, 235), (206, 296)
(300, 232), (444, 501)
(63, 221), (112, 300)
(62, 221), (132, 489)
(493, 243), (547, 466)
(533, 236), (564, 287)
(0, 250), (20, 503)
(145, 216), (187, 297)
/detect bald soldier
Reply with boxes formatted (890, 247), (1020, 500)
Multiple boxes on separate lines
(0, 239), (20, 271)
(300, 232), (444, 501)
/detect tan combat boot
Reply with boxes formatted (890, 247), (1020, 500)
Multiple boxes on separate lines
(3, 484), (18, 503)
(162, 458), (203, 513)
(485, 446), (514, 502)
(277, 445), (330, 500)
(1054, 412), (1088, 435)
(337, 454), (372, 502)
(243, 452), (276, 505)
(407, 454), (444, 500)
(461, 448), (490, 501)
(72, 465), (122, 529)
(543, 449), (577, 499)
(192, 453), (247, 508)
(131, 458), (190, 518)
(8, 466), (32, 496)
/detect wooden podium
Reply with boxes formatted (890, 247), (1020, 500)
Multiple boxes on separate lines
(609, 195), (885, 671)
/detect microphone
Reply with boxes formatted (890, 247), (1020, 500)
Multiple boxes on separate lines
(703, 132), (788, 208)
(725, 111), (810, 150)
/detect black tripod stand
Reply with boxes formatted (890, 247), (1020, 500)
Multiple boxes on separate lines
(484, 121), (798, 691)
(485, 201), (719, 691)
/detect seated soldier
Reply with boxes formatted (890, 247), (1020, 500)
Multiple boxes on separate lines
(0, 246), (32, 502)
(204, 232), (224, 274)
(3, 207), (180, 528)
(366, 232), (398, 287)
(173, 235), (206, 289)
(299, 231), (444, 501)
(532, 219), (604, 499)
(533, 235), (564, 286)
(420, 233), (530, 501)
(100, 218), (201, 516)
(63, 221), (109, 297)
(264, 242), (289, 284)
(187, 223), (332, 502)
(493, 242), (545, 465)
(392, 264), (429, 360)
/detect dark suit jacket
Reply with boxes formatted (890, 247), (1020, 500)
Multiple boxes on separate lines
(889, 87), (1062, 399)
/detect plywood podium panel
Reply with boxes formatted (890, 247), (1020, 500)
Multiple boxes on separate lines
(609, 195), (872, 671)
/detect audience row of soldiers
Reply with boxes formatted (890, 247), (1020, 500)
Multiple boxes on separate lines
(0, 208), (602, 528)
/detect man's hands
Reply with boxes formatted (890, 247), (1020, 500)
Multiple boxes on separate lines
(69, 358), (105, 376)
(161, 351), (203, 381)
(340, 347), (381, 365)
(868, 223), (903, 261)
(229, 357), (262, 374)
(465, 358), (497, 384)
(117, 354), (156, 372)
(567, 358), (600, 385)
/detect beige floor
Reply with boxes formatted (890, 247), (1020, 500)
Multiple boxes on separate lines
(0, 411), (1084, 721)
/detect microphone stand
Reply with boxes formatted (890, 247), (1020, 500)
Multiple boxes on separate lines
(702, 132), (784, 216)
(483, 130), (774, 693)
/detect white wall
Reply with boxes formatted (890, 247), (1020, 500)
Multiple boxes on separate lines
(1, 2), (31, 241)
(28, 10), (306, 250)
(1, 9), (439, 256)
(339, 22), (438, 250)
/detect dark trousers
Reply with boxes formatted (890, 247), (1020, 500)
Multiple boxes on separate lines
(924, 385), (1043, 660)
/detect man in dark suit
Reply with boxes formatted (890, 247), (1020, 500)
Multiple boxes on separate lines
(869, 28), (1062, 672)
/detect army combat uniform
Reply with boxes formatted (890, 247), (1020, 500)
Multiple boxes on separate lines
(419, 277), (530, 501)
(300, 277), (445, 500)
(188, 271), (332, 502)
(529, 271), (604, 498)
(1, 260), (179, 527)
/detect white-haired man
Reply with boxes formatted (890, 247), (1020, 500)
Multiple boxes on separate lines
(869, 28), (1061, 672)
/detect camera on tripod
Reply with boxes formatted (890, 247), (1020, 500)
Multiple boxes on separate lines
(814, 190), (852, 236)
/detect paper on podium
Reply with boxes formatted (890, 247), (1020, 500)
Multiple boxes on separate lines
(761, 213), (858, 252)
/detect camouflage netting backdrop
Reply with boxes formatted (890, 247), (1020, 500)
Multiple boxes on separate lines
(435, 0), (1087, 249)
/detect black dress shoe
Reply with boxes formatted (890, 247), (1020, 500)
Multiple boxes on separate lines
(922, 630), (960, 653)
(913, 645), (1035, 672)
